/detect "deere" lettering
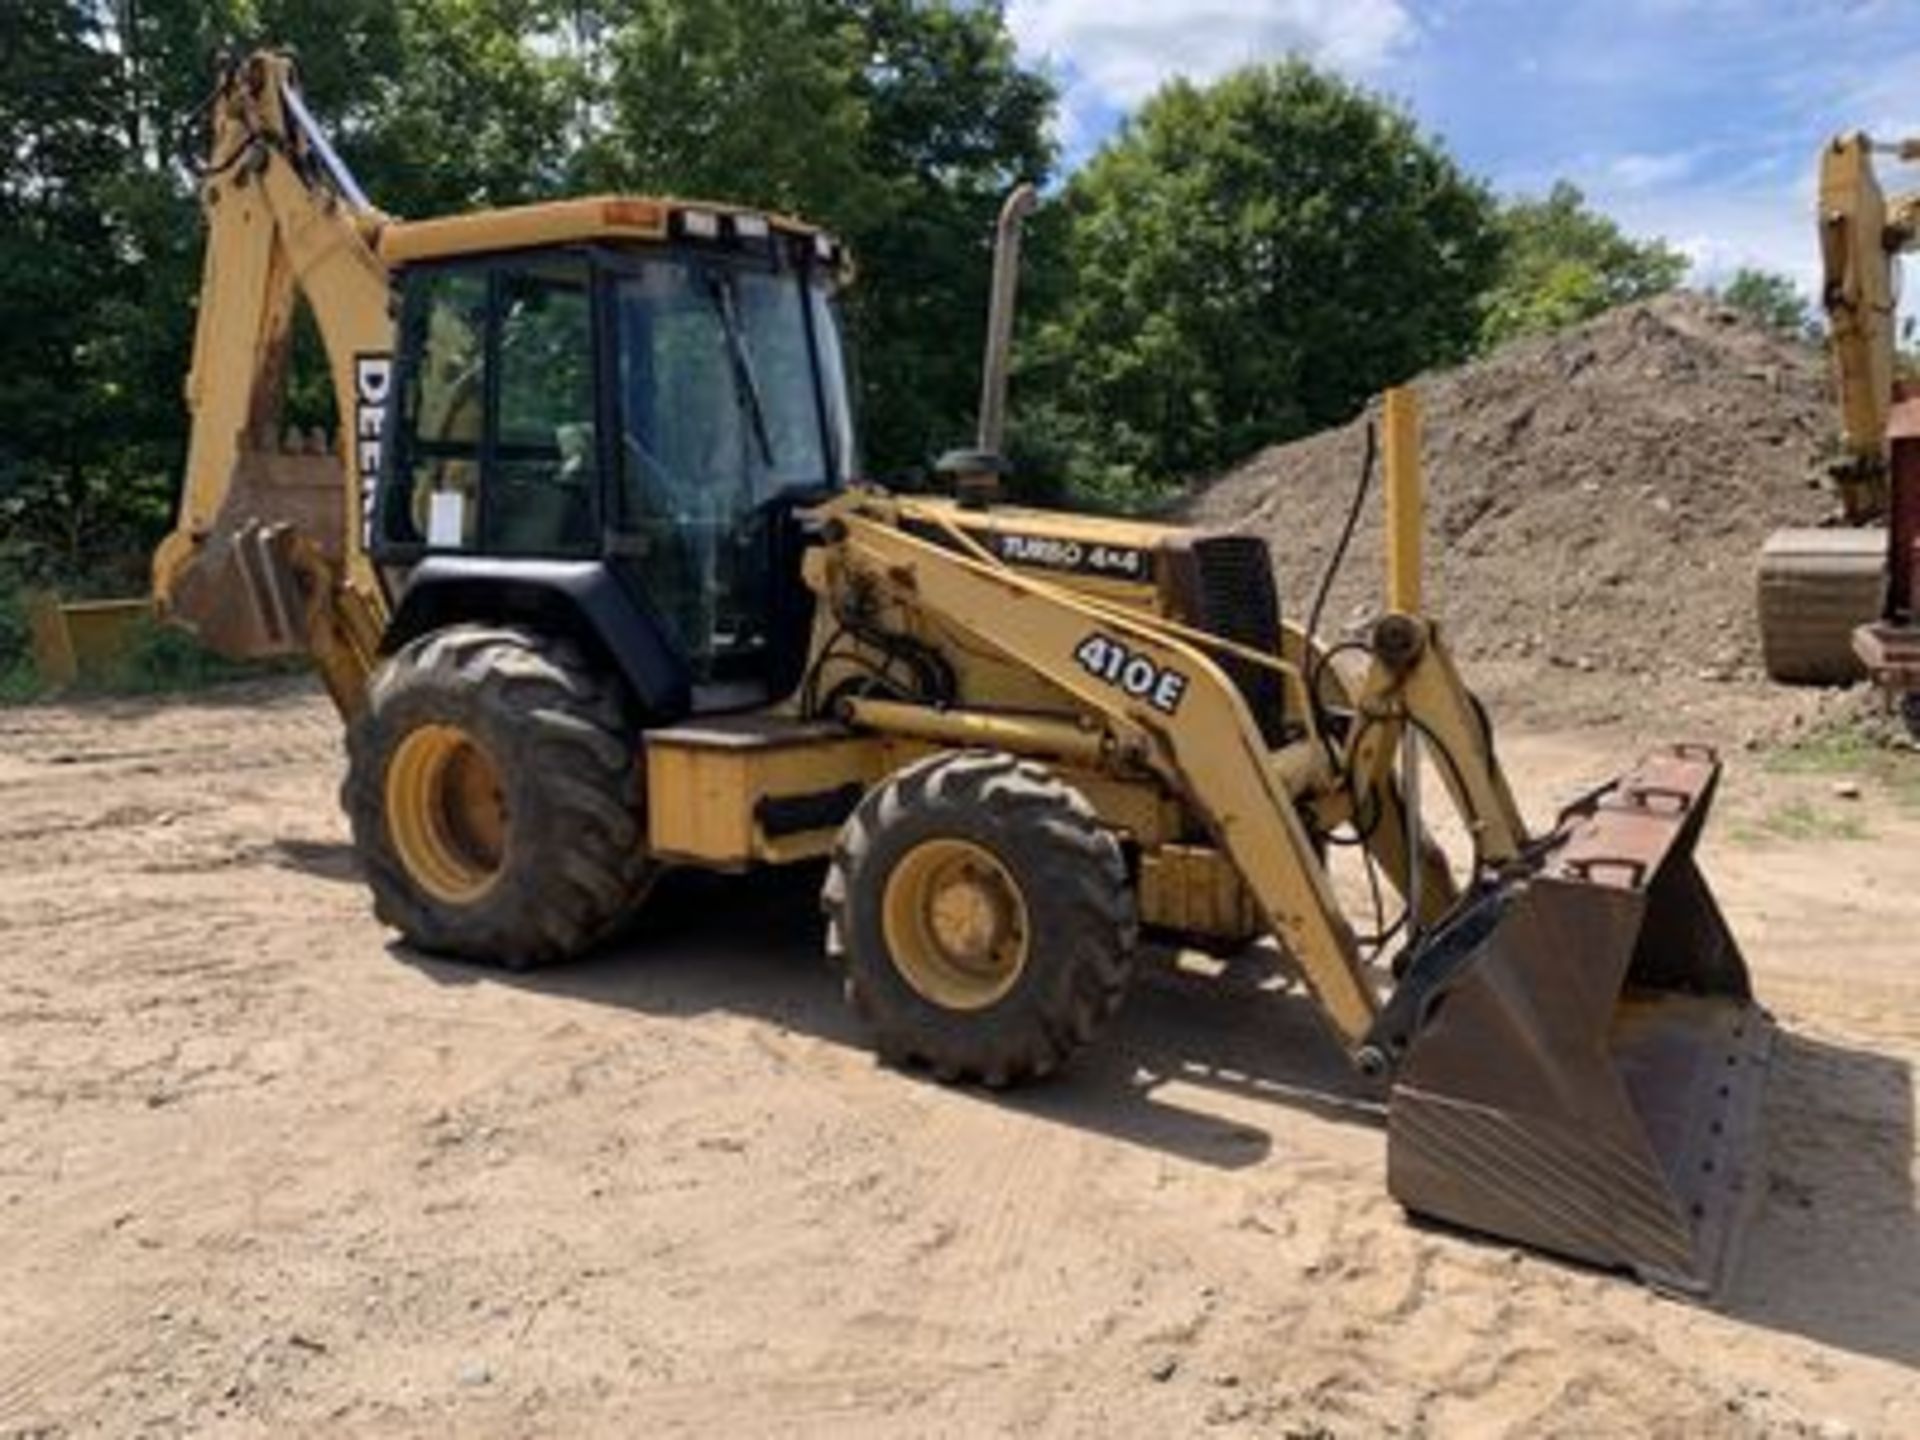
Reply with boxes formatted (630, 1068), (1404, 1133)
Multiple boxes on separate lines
(354, 354), (392, 548)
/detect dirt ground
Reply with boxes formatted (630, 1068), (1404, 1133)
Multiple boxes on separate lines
(1, 675), (1917, 1438)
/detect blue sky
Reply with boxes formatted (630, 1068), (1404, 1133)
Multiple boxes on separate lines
(1008, 0), (1920, 295)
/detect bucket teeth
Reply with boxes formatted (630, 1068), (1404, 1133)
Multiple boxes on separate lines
(1382, 746), (1771, 1295)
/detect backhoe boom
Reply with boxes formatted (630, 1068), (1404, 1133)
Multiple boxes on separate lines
(152, 52), (393, 716)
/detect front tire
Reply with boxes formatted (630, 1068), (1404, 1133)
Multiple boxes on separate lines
(824, 751), (1137, 1086)
(344, 624), (654, 969)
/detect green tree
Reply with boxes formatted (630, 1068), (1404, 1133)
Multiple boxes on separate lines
(111, 0), (400, 160)
(1480, 181), (1686, 346)
(114, 0), (574, 215)
(0, 1), (565, 597)
(1026, 62), (1501, 497)
(578, 0), (1055, 472)
(0, 0), (154, 586)
(844, 0), (1054, 471)
(577, 1), (872, 215)
(348, 0), (579, 217)
(1718, 266), (1814, 338)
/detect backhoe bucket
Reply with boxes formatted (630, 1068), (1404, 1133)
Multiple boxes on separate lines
(155, 444), (343, 661)
(1377, 746), (1770, 1295)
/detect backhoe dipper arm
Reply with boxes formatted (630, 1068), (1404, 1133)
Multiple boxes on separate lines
(152, 51), (395, 716)
(1819, 133), (1920, 523)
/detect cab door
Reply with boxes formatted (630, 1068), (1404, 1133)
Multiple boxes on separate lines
(604, 253), (826, 708)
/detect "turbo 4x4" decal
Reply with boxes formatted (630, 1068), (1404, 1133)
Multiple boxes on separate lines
(1073, 634), (1190, 715)
(993, 531), (1151, 581)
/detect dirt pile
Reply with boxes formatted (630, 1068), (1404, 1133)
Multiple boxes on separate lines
(1188, 292), (1842, 729)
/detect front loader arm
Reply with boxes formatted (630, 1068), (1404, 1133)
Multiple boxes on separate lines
(828, 505), (1384, 1045)
(152, 52), (395, 718)
(820, 392), (1542, 1060)
(820, 414), (1764, 1291)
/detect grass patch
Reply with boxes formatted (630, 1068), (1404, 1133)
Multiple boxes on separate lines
(0, 614), (294, 706)
(1765, 725), (1882, 776)
(88, 617), (265, 695)
(0, 582), (35, 700)
(1766, 715), (1920, 814)
(0, 660), (40, 704)
(1731, 799), (1873, 845)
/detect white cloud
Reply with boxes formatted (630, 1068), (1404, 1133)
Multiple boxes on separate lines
(1009, 0), (1416, 115)
(1607, 148), (1707, 192)
(1604, 179), (1821, 295)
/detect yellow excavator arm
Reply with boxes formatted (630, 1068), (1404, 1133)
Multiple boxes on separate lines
(151, 52), (395, 717)
(1819, 133), (1920, 523)
(1756, 135), (1919, 687)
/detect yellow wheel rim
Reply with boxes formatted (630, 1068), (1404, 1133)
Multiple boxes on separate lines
(383, 723), (507, 905)
(881, 838), (1030, 1011)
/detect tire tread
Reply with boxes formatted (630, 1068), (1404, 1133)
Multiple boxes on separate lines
(823, 750), (1136, 1086)
(344, 624), (653, 969)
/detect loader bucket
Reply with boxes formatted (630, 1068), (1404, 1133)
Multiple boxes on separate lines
(1375, 745), (1771, 1295)
(26, 594), (152, 689)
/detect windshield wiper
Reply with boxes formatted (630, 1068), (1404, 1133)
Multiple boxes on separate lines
(703, 273), (777, 468)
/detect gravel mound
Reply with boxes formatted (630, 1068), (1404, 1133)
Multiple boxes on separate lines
(1188, 293), (1841, 729)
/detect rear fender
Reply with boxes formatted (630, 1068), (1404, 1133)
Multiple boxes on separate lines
(384, 558), (691, 722)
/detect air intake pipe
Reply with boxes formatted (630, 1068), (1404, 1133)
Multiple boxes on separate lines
(939, 183), (1038, 508)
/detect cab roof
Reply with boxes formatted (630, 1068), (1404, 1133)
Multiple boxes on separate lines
(377, 195), (848, 272)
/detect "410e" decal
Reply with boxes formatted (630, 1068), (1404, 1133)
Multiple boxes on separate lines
(1073, 633), (1190, 715)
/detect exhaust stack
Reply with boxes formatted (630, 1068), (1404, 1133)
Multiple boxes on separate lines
(940, 183), (1037, 508)
(977, 182), (1038, 460)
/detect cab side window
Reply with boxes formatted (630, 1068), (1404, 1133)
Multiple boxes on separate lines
(386, 268), (487, 549)
(488, 268), (596, 554)
(382, 259), (599, 557)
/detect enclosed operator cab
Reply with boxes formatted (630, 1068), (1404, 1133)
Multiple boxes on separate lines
(369, 199), (856, 721)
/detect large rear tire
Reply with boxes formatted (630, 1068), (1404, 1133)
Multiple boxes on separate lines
(344, 624), (655, 969)
(824, 751), (1137, 1086)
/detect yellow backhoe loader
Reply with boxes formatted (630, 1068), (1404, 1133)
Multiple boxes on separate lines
(1758, 134), (1920, 732)
(156, 52), (1771, 1293)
